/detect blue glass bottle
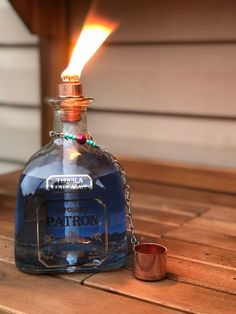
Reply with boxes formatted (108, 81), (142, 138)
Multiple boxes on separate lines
(15, 84), (127, 273)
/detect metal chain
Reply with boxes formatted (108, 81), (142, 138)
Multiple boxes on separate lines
(97, 145), (139, 248)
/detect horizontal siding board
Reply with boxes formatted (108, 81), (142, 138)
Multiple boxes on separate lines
(110, 0), (236, 42)
(83, 44), (236, 117)
(0, 107), (40, 162)
(70, 0), (236, 43)
(0, 0), (38, 44)
(89, 112), (236, 168)
(0, 48), (40, 105)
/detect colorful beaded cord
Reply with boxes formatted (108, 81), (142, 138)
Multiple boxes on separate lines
(49, 131), (97, 147)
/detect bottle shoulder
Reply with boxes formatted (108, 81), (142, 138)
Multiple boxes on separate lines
(23, 140), (118, 179)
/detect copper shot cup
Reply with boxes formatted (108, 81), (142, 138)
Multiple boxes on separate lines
(134, 243), (167, 281)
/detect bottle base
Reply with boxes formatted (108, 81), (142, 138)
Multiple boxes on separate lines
(15, 257), (127, 274)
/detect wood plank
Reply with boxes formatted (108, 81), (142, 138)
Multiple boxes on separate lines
(10, 0), (68, 37)
(0, 168), (218, 218)
(0, 199), (15, 237)
(165, 225), (236, 251)
(133, 205), (197, 225)
(0, 190), (179, 239)
(0, 171), (20, 196)
(132, 192), (208, 217)
(0, 260), (177, 314)
(1, 221), (14, 239)
(2, 234), (236, 302)
(134, 218), (177, 237)
(203, 206), (236, 223)
(5, 209), (236, 294)
(185, 217), (236, 236)
(0, 237), (14, 264)
(166, 256), (236, 295)
(3, 213), (236, 270)
(137, 236), (236, 270)
(0, 305), (26, 314)
(121, 158), (236, 194)
(84, 268), (236, 314)
(0, 236), (93, 284)
(125, 254), (236, 295)
(0, 196), (16, 221)
(130, 180), (236, 208)
(2, 165), (236, 208)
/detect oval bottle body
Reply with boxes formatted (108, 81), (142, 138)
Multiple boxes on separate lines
(15, 140), (127, 273)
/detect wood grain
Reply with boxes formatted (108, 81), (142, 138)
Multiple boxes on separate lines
(1, 167), (236, 313)
(0, 196), (15, 238)
(133, 205), (197, 225)
(203, 206), (236, 223)
(0, 237), (14, 264)
(0, 236), (93, 285)
(165, 225), (236, 251)
(122, 158), (236, 194)
(0, 261), (167, 314)
(85, 268), (236, 314)
(3, 234), (236, 300)
(125, 254), (236, 295)
(137, 236), (236, 270)
(134, 218), (176, 237)
(130, 180), (236, 208)
(185, 217), (236, 236)
(0, 222), (14, 239)
(131, 192), (208, 217)
(0, 171), (20, 196)
(10, 0), (68, 37)
(167, 256), (236, 295)
(3, 162), (236, 208)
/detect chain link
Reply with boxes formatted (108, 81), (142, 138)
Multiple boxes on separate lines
(97, 145), (139, 248)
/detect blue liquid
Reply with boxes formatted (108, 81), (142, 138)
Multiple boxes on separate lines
(15, 168), (127, 273)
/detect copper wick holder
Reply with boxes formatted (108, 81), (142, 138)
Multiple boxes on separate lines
(57, 82), (82, 122)
(134, 243), (167, 281)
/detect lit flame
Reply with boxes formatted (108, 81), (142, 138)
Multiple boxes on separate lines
(61, 23), (116, 82)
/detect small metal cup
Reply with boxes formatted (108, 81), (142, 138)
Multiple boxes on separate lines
(134, 243), (167, 281)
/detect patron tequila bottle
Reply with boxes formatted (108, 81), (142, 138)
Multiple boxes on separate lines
(15, 82), (127, 273)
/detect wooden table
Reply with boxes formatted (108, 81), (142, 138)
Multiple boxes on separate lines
(0, 169), (236, 314)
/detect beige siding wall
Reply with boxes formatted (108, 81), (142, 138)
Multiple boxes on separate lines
(0, 0), (40, 174)
(77, 0), (236, 168)
(1, 0), (236, 171)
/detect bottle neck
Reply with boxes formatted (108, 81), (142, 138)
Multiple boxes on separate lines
(54, 107), (88, 136)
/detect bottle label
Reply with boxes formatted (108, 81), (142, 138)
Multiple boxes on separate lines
(36, 198), (109, 268)
(46, 175), (93, 191)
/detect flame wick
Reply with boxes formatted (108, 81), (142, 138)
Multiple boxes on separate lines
(62, 75), (80, 83)
(61, 23), (116, 82)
